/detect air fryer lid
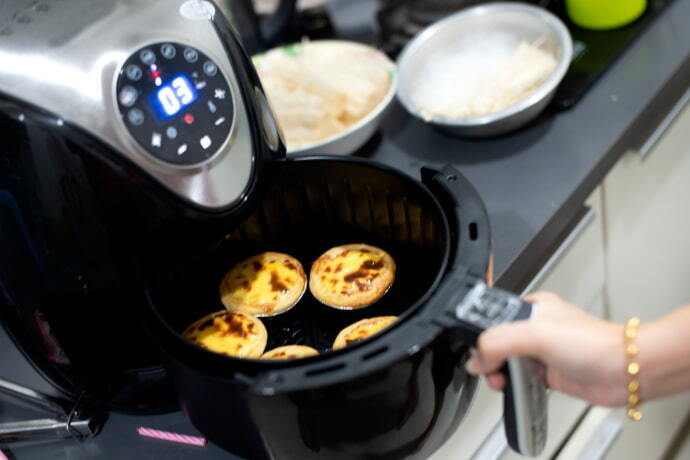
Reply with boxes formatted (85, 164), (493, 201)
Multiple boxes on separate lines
(146, 156), (492, 391)
(0, 0), (284, 211)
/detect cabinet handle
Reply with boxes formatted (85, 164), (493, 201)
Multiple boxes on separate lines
(574, 417), (623, 460)
(472, 420), (508, 460)
(521, 207), (597, 296)
(635, 85), (690, 161)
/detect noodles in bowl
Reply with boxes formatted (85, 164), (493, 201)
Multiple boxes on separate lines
(253, 40), (396, 155)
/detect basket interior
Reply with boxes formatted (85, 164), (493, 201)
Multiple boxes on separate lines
(151, 159), (450, 356)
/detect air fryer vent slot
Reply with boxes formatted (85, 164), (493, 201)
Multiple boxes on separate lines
(362, 346), (389, 361)
(306, 362), (346, 377)
(469, 222), (478, 241)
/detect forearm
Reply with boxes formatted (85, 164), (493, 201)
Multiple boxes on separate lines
(637, 304), (690, 402)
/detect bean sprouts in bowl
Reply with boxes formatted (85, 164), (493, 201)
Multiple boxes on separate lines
(253, 40), (398, 155)
(396, 3), (573, 137)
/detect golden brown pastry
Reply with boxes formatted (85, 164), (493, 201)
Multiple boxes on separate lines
(220, 252), (307, 316)
(309, 244), (395, 309)
(183, 310), (267, 358)
(332, 316), (398, 350)
(261, 345), (320, 360)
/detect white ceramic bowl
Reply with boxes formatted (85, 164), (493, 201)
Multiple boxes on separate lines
(253, 40), (398, 155)
(396, 3), (573, 137)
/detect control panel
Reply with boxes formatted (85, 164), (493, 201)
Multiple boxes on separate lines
(116, 42), (235, 166)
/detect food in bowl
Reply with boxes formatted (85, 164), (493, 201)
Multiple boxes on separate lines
(412, 38), (558, 121)
(253, 40), (395, 152)
(220, 252), (306, 317)
(309, 244), (396, 309)
(183, 311), (268, 358)
(261, 345), (320, 360)
(396, 3), (572, 136)
(332, 316), (398, 350)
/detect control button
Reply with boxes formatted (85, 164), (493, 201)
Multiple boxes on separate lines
(118, 86), (138, 107)
(151, 132), (162, 148)
(214, 89), (226, 100)
(161, 44), (176, 59)
(207, 101), (217, 113)
(196, 81), (207, 90)
(203, 60), (218, 77)
(214, 117), (226, 126)
(487, 302), (505, 319)
(126, 64), (142, 81)
(166, 126), (178, 139)
(140, 49), (156, 65)
(177, 144), (188, 156)
(200, 136), (212, 150)
(127, 108), (144, 126)
(184, 47), (199, 63)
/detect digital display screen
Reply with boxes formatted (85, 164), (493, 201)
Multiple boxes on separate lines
(153, 75), (198, 118)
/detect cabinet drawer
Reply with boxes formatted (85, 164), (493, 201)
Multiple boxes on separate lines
(603, 97), (690, 322)
(556, 391), (690, 460)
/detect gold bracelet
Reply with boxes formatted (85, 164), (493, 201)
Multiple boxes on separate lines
(625, 317), (643, 421)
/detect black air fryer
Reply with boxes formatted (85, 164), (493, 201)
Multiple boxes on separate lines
(0, 0), (547, 458)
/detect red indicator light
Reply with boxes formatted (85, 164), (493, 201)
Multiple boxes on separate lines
(184, 114), (195, 125)
(151, 70), (161, 78)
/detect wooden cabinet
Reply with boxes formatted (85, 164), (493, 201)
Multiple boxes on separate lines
(603, 93), (690, 322)
(555, 392), (690, 460)
(556, 90), (690, 460)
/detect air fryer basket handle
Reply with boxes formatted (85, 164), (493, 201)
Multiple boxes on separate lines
(433, 272), (548, 457)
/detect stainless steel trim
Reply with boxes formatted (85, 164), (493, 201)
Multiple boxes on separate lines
(0, 378), (98, 445)
(0, 418), (96, 444)
(0, 378), (67, 416)
(636, 85), (690, 161)
(472, 420), (508, 460)
(521, 207), (596, 296)
(574, 417), (622, 460)
(0, 0), (254, 210)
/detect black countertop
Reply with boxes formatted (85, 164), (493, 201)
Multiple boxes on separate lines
(367, 0), (690, 291)
(2, 0), (690, 458)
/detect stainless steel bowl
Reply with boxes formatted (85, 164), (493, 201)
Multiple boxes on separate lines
(396, 3), (573, 137)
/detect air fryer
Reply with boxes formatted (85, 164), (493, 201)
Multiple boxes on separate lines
(0, 0), (547, 458)
(144, 156), (547, 459)
(144, 157), (479, 459)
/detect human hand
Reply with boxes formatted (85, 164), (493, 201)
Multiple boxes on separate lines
(466, 292), (628, 407)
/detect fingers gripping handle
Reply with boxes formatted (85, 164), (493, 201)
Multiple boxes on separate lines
(456, 281), (547, 457)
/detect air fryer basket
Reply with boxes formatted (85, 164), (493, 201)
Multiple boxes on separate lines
(144, 156), (492, 459)
(149, 157), (451, 360)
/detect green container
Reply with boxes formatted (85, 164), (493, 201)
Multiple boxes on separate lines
(565, 0), (647, 30)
